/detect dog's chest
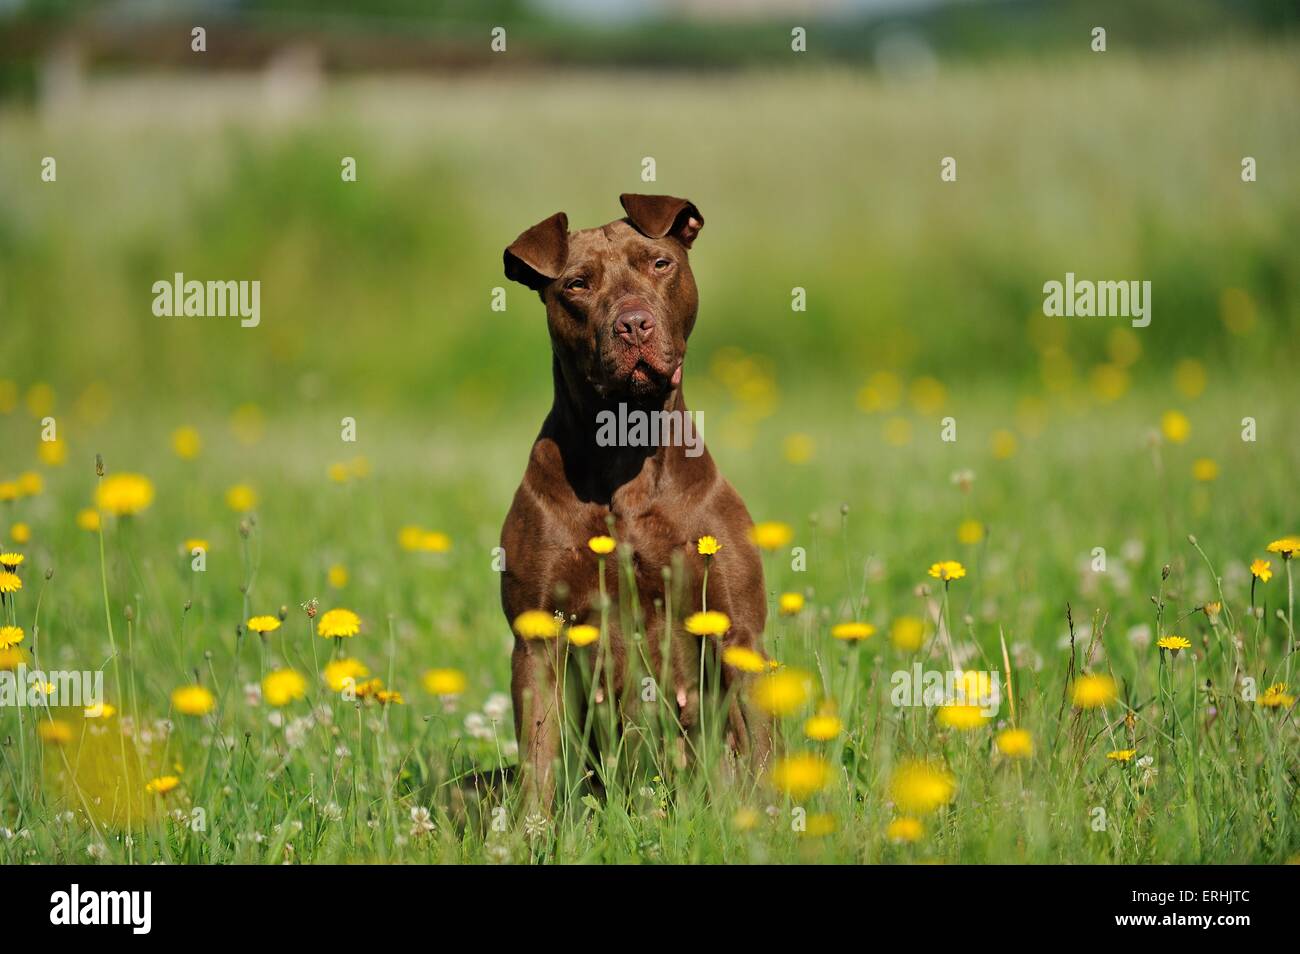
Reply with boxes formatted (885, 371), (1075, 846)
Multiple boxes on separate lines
(558, 504), (693, 624)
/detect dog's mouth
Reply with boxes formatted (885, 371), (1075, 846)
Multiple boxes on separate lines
(608, 350), (682, 397)
(630, 358), (682, 389)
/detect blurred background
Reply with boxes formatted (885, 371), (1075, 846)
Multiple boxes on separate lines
(0, 0), (1297, 465)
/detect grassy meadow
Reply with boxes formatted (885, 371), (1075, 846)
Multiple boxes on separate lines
(1, 43), (1298, 863)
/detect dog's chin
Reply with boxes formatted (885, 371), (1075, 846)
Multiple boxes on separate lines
(600, 356), (682, 402)
(626, 362), (668, 399)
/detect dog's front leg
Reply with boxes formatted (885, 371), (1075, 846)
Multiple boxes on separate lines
(511, 638), (563, 813)
(720, 629), (774, 775)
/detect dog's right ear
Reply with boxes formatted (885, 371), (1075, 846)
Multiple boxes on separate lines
(503, 212), (569, 292)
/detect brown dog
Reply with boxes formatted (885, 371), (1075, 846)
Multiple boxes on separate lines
(499, 194), (771, 807)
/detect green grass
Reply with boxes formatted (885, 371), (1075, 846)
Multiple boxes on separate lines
(0, 45), (1298, 863)
(0, 381), (1296, 863)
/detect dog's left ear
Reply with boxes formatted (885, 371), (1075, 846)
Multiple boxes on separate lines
(619, 194), (703, 248)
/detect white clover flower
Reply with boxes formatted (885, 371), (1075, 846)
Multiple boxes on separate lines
(410, 806), (435, 837)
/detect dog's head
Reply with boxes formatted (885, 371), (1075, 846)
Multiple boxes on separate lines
(504, 194), (703, 402)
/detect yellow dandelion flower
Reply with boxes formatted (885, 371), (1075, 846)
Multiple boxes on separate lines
(1266, 537), (1300, 559)
(802, 813), (836, 837)
(76, 508), (100, 532)
(1160, 410), (1190, 444)
(1089, 363), (1129, 403)
(18, 473), (41, 496)
(9, 523), (30, 545)
(171, 684), (215, 716)
(263, 668), (307, 707)
(1258, 683), (1295, 709)
(927, 560), (966, 582)
(0, 648), (27, 671)
(1250, 559), (1272, 582)
(85, 702), (116, 719)
(769, 753), (831, 799)
(225, 484), (258, 512)
(0, 626), (23, 649)
(782, 433), (815, 465)
(419, 530), (452, 552)
(587, 535), (616, 555)
(995, 727), (1033, 759)
(246, 615), (281, 635)
(751, 668), (813, 716)
(38, 437), (67, 466)
(909, 376), (947, 414)
(95, 473), (155, 516)
(886, 816), (924, 843)
(566, 624), (600, 647)
(327, 564), (348, 589)
(323, 658), (369, 692)
(513, 610), (560, 640)
(0, 552), (22, 570)
(38, 720), (73, 745)
(937, 704), (989, 731)
(831, 621), (875, 641)
(375, 689), (404, 705)
(171, 426), (202, 460)
(777, 592), (805, 616)
(890, 616), (926, 652)
(422, 668), (467, 696)
(230, 403), (264, 444)
(804, 712), (843, 741)
(0, 482), (18, 502)
(696, 535), (722, 556)
(182, 538), (208, 555)
(990, 429), (1018, 460)
(889, 761), (956, 814)
(1157, 635), (1191, 655)
(956, 519), (984, 545)
(952, 670), (994, 703)
(685, 610), (731, 637)
(722, 645), (766, 673)
(856, 370), (902, 414)
(317, 608), (360, 638)
(25, 382), (54, 417)
(0, 572), (22, 595)
(1106, 749), (1136, 762)
(1174, 358), (1207, 398)
(732, 807), (761, 831)
(1203, 602), (1222, 620)
(398, 526), (424, 551)
(883, 415), (912, 446)
(749, 521), (794, 551)
(146, 775), (180, 795)
(1191, 458), (1218, 482)
(1071, 673), (1118, 709)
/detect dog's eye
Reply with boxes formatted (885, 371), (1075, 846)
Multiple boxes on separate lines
(565, 277), (587, 291)
(654, 258), (673, 271)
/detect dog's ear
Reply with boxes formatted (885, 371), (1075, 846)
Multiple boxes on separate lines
(619, 194), (703, 248)
(504, 212), (569, 291)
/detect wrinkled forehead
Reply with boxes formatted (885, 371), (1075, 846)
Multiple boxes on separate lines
(565, 220), (662, 265)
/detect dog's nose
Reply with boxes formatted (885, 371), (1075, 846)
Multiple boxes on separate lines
(614, 309), (656, 345)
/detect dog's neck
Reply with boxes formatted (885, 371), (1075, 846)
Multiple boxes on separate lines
(543, 356), (701, 505)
